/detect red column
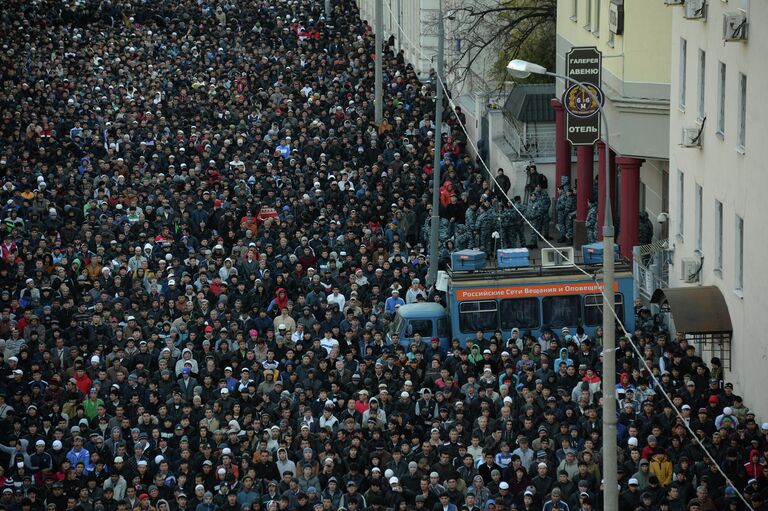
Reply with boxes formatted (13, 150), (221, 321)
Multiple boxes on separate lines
(576, 145), (594, 221)
(551, 98), (570, 198)
(617, 156), (644, 259)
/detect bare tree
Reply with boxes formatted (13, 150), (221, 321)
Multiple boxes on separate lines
(446, 0), (555, 87)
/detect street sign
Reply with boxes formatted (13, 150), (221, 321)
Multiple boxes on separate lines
(564, 46), (603, 145)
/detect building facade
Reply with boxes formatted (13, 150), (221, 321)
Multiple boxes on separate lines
(555, 0), (672, 255)
(668, 0), (768, 418)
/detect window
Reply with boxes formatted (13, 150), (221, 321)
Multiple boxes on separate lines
(679, 39), (687, 109)
(584, 0), (591, 29)
(717, 62), (726, 135)
(695, 184), (703, 251)
(542, 296), (581, 328)
(593, 0), (601, 34)
(737, 72), (747, 151)
(715, 200), (723, 272)
(697, 50), (706, 120)
(584, 294), (624, 326)
(437, 317), (450, 338)
(677, 170), (685, 239)
(735, 216), (744, 292)
(459, 301), (498, 333)
(407, 320), (433, 339)
(500, 298), (540, 330)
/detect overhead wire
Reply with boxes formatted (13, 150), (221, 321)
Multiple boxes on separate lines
(378, 3), (754, 509)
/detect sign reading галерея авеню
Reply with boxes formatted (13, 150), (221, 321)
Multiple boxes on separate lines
(564, 46), (603, 146)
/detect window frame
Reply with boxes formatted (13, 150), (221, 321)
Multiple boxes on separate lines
(677, 170), (685, 241)
(408, 319), (433, 339)
(737, 72), (747, 152)
(695, 183), (703, 251)
(735, 215), (744, 293)
(458, 300), (499, 333)
(583, 293), (624, 326)
(593, 0), (601, 35)
(541, 295), (582, 329)
(697, 49), (706, 121)
(716, 61), (726, 136)
(679, 38), (687, 111)
(499, 297), (541, 330)
(584, 0), (592, 30)
(714, 200), (723, 274)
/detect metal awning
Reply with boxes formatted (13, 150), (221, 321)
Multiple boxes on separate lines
(503, 84), (556, 123)
(650, 286), (732, 334)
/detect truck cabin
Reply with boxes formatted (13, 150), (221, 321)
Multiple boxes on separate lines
(387, 303), (450, 349)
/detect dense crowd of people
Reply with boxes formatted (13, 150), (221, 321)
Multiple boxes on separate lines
(0, 1), (765, 511)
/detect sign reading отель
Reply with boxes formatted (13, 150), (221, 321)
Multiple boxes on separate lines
(564, 46), (603, 146)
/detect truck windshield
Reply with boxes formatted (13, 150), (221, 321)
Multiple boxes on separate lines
(389, 314), (403, 336)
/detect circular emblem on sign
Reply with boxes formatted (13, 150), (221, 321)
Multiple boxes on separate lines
(562, 83), (604, 118)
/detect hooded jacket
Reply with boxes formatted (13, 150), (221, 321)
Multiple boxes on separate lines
(553, 348), (573, 369)
(649, 453), (673, 487)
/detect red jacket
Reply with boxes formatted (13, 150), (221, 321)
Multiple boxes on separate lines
(74, 372), (92, 397)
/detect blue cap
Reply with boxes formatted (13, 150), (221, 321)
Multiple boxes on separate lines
(182, 367), (190, 374)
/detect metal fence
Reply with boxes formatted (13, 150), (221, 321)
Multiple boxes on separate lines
(633, 239), (671, 303)
(502, 116), (555, 159)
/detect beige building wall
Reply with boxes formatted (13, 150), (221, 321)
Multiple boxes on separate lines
(668, 0), (768, 419)
(556, 0), (671, 243)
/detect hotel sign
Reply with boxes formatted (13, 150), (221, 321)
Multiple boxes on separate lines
(563, 46), (603, 146)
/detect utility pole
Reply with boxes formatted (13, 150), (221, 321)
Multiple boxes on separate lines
(374, 0), (384, 124)
(427, 0), (444, 289)
(601, 158), (618, 511)
(324, 0), (331, 19)
(396, 0), (402, 52)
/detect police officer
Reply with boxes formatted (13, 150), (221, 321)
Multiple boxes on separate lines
(586, 198), (599, 244)
(639, 211), (654, 245)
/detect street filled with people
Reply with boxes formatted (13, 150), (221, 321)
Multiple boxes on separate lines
(0, 0), (765, 510)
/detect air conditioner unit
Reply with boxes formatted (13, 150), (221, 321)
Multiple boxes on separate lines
(723, 11), (748, 41)
(681, 126), (703, 147)
(681, 257), (701, 283)
(541, 247), (575, 267)
(684, 0), (707, 19)
(436, 271), (449, 292)
(664, 0), (684, 5)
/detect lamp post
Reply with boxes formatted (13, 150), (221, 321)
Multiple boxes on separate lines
(375, 0), (383, 124)
(426, 0), (444, 289)
(507, 59), (618, 511)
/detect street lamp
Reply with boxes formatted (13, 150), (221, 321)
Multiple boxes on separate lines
(426, 0), (445, 289)
(507, 59), (619, 511)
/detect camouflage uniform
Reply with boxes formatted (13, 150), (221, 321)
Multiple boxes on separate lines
(586, 200), (598, 243)
(478, 207), (497, 256)
(639, 211), (654, 245)
(454, 224), (473, 250)
(465, 204), (480, 249)
(535, 189), (551, 239)
(439, 218), (451, 242)
(421, 217), (431, 247)
(422, 217), (452, 247)
(527, 190), (550, 245)
(563, 190), (577, 241)
(502, 203), (525, 249)
(557, 187), (577, 242)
